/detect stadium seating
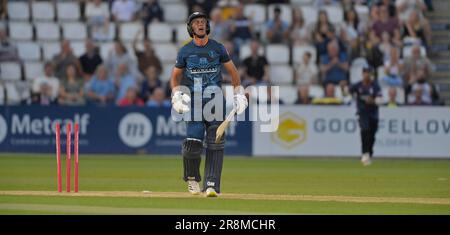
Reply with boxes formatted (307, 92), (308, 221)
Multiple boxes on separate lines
(148, 23), (173, 42)
(71, 41), (86, 57)
(56, 1), (81, 21)
(24, 62), (44, 81)
(349, 57), (369, 84)
(239, 43), (265, 61)
(0, 62), (22, 81)
(35, 22), (60, 41)
(323, 5), (344, 25)
(266, 44), (289, 64)
(8, 22), (33, 41)
(299, 5), (318, 26)
(270, 65), (293, 85)
(243, 4), (267, 24)
(160, 63), (174, 83)
(279, 86), (298, 104)
(31, 1), (55, 21)
(7, 1), (30, 21)
(4, 82), (22, 105)
(41, 42), (60, 60)
(120, 23), (144, 42)
(17, 42), (41, 61)
(293, 44), (317, 65)
(153, 43), (178, 63)
(267, 4), (292, 25)
(403, 45), (427, 58)
(161, 3), (188, 24)
(62, 22), (87, 41)
(100, 42), (114, 62)
(174, 23), (191, 44)
(309, 85), (325, 99)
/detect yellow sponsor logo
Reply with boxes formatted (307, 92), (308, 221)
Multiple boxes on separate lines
(271, 112), (307, 148)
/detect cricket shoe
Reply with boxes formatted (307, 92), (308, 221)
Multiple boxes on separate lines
(205, 187), (218, 197)
(187, 180), (201, 195)
(361, 153), (372, 166)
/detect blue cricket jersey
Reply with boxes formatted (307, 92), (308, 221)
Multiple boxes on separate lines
(350, 81), (382, 118)
(175, 39), (230, 93)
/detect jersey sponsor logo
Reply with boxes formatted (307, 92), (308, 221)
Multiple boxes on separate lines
(189, 67), (218, 74)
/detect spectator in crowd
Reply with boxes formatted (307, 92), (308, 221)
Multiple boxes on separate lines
(364, 29), (384, 69)
(86, 65), (116, 105)
(221, 40), (240, 84)
(146, 87), (170, 107)
(186, 0), (217, 17)
(295, 85), (313, 105)
(210, 7), (230, 42)
(106, 40), (142, 81)
(229, 4), (254, 52)
(132, 30), (162, 75)
(385, 86), (401, 107)
(403, 44), (432, 85)
(240, 40), (270, 86)
(117, 86), (144, 106)
(0, 0), (5, 19)
(295, 52), (318, 85)
(377, 0), (397, 18)
(371, 5), (402, 46)
(314, 0), (341, 8)
(402, 10), (431, 48)
(408, 82), (432, 105)
(320, 40), (349, 85)
(396, 0), (427, 23)
(313, 10), (334, 51)
(114, 63), (139, 102)
(378, 31), (394, 62)
(340, 8), (364, 59)
(58, 65), (85, 106)
(265, 6), (289, 44)
(140, 65), (162, 102)
(112, 0), (138, 22)
(290, 7), (312, 46)
(85, 0), (112, 41)
(140, 0), (164, 28)
(312, 83), (343, 105)
(381, 46), (404, 87)
(52, 40), (82, 80)
(0, 27), (19, 62)
(79, 39), (103, 80)
(32, 83), (58, 106)
(31, 62), (60, 104)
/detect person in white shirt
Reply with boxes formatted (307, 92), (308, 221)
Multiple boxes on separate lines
(32, 62), (60, 101)
(112, 0), (138, 22)
(86, 0), (112, 41)
(295, 51), (318, 85)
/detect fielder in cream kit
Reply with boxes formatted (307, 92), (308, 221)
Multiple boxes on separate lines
(170, 12), (248, 197)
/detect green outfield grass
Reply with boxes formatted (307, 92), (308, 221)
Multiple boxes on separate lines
(0, 154), (449, 214)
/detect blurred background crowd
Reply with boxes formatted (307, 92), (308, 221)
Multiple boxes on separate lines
(0, 0), (448, 107)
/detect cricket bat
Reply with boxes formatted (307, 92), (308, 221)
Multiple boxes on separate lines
(215, 108), (237, 143)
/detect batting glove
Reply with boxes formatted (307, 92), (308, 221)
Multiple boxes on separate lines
(233, 93), (248, 115)
(171, 91), (191, 114)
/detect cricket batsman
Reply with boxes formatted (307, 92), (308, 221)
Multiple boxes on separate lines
(170, 12), (248, 197)
(348, 65), (383, 166)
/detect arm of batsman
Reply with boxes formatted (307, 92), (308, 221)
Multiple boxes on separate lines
(171, 91), (191, 113)
(233, 93), (248, 115)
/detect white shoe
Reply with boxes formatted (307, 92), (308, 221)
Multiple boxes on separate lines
(361, 153), (372, 166)
(205, 187), (218, 197)
(187, 180), (201, 195)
